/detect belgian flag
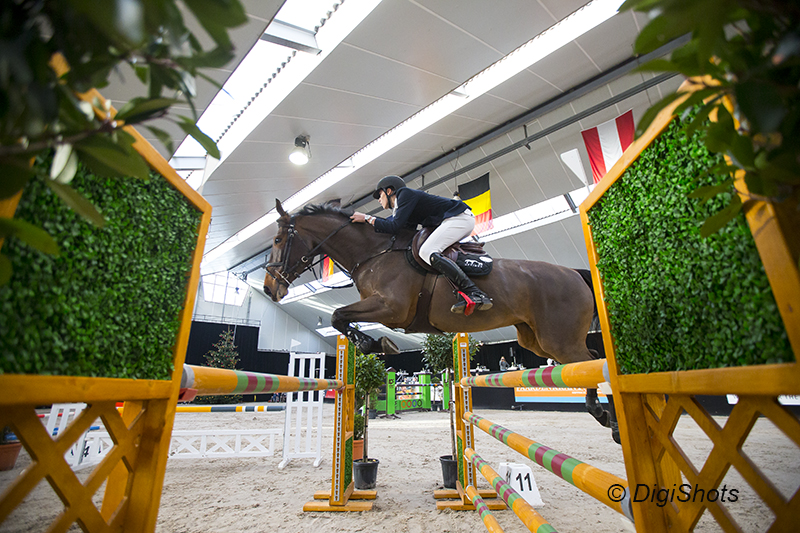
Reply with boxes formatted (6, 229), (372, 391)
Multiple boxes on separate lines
(321, 255), (334, 282)
(457, 172), (493, 235)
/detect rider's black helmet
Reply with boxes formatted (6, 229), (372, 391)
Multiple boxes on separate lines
(372, 175), (406, 199)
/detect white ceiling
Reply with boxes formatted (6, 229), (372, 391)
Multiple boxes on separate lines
(104, 0), (684, 351)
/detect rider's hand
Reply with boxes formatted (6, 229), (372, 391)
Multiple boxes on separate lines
(351, 212), (367, 223)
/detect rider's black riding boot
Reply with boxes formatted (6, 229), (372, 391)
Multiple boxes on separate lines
(429, 253), (493, 314)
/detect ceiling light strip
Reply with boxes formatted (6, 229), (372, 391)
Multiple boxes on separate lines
(174, 0), (383, 187)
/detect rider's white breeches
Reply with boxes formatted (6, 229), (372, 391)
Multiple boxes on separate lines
(419, 210), (475, 265)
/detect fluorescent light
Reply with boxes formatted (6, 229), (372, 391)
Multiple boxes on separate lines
(203, 0), (623, 266)
(174, 0), (384, 189)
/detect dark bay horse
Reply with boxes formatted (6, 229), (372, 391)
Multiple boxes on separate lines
(263, 200), (613, 430)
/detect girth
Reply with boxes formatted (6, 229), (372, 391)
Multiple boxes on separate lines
(402, 227), (492, 334)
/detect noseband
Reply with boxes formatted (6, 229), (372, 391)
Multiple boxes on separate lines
(265, 219), (351, 285)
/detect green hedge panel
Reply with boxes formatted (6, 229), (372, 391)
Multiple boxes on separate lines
(587, 113), (791, 374)
(0, 158), (201, 380)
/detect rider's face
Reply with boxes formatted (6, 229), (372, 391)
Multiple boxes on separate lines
(379, 189), (392, 210)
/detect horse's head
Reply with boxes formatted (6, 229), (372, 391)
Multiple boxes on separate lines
(263, 199), (353, 302)
(263, 199), (302, 302)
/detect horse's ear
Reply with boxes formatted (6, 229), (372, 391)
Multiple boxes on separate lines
(276, 199), (288, 218)
(328, 198), (341, 208)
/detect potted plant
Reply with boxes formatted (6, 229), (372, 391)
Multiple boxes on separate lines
(421, 333), (480, 489)
(0, 427), (22, 471)
(353, 352), (387, 490)
(353, 412), (365, 460)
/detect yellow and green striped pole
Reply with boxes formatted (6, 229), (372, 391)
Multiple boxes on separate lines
(465, 485), (505, 533)
(181, 364), (344, 395)
(465, 448), (556, 533)
(461, 359), (607, 389)
(465, 412), (632, 520)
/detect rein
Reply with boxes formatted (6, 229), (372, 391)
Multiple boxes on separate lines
(266, 217), (402, 287)
(265, 219), (351, 285)
(349, 235), (398, 279)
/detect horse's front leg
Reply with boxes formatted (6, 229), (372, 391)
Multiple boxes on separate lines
(331, 296), (402, 355)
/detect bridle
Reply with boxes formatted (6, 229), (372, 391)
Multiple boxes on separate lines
(265, 215), (403, 290)
(265, 218), (352, 286)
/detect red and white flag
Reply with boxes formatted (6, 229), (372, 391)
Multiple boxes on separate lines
(580, 109), (634, 184)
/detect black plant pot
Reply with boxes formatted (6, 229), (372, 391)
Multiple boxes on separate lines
(354, 458), (379, 489)
(368, 408), (377, 419)
(440, 455), (458, 489)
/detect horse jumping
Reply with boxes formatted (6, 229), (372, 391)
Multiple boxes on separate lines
(263, 200), (613, 431)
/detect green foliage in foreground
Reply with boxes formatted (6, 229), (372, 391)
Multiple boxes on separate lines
(588, 112), (791, 374)
(0, 156), (201, 379)
(622, 0), (800, 234)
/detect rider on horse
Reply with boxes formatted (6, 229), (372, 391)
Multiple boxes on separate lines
(350, 175), (493, 314)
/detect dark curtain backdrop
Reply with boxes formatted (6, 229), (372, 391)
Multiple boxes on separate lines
(186, 321), (292, 402)
(185, 322), (607, 403)
(379, 333), (606, 376)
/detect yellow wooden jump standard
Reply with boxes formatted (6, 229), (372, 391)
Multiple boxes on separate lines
(435, 333), (505, 511)
(304, 335), (376, 511)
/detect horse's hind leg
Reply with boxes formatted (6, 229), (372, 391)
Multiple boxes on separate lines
(516, 323), (615, 435)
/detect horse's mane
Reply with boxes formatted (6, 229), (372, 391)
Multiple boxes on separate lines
(294, 202), (353, 219)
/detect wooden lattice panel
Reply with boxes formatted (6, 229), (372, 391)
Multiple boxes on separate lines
(580, 77), (800, 533)
(640, 393), (800, 532)
(0, 400), (160, 531)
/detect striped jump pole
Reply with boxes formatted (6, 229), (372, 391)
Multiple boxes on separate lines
(181, 364), (344, 396)
(465, 485), (505, 533)
(465, 448), (556, 533)
(461, 359), (608, 389)
(464, 412), (633, 522)
(175, 404), (285, 413)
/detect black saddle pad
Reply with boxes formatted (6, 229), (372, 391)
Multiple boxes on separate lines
(405, 249), (493, 276)
(456, 251), (493, 276)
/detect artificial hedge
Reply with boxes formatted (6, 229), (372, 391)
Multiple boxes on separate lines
(0, 156), (201, 380)
(587, 112), (792, 374)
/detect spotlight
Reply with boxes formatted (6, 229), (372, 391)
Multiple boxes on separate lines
(289, 135), (311, 165)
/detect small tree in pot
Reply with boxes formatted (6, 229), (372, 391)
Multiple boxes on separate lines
(421, 333), (480, 488)
(0, 427), (22, 471)
(353, 352), (386, 489)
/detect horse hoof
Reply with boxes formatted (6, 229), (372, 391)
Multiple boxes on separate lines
(598, 411), (610, 428)
(380, 337), (400, 355)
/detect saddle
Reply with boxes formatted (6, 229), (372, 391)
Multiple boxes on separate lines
(403, 227), (493, 335)
(408, 227), (493, 276)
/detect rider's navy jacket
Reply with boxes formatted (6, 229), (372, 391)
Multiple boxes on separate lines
(373, 188), (469, 234)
